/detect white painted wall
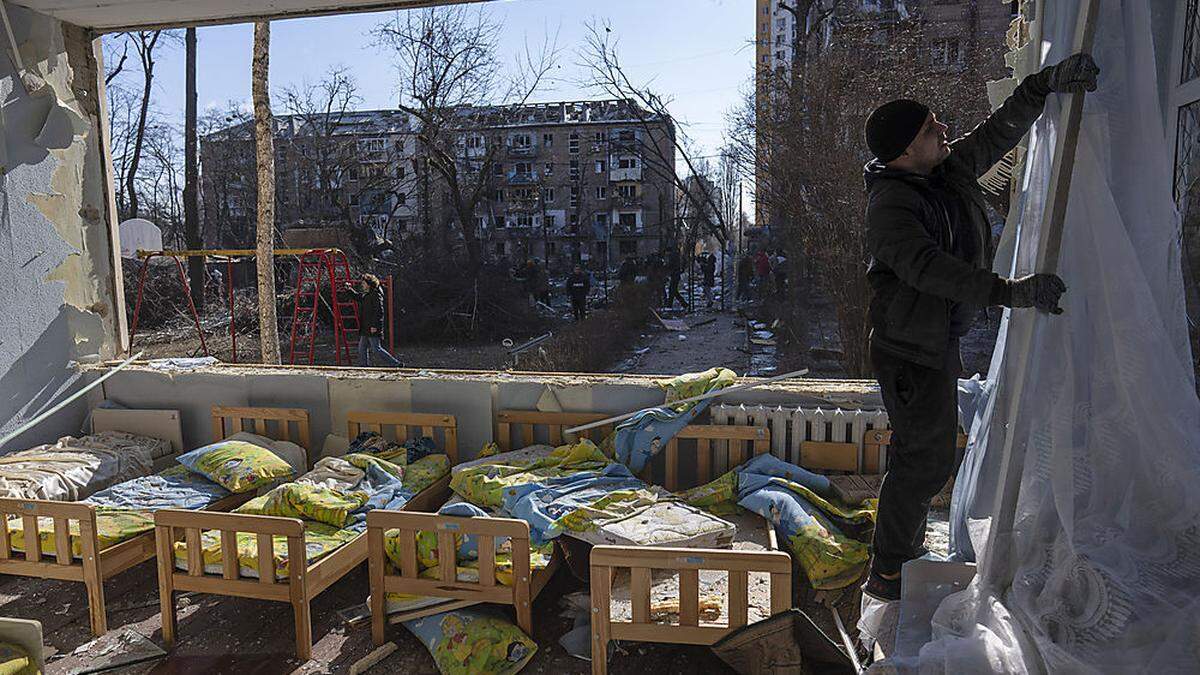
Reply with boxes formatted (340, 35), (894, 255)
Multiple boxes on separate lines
(0, 6), (122, 451)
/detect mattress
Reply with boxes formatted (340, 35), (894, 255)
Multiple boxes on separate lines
(606, 510), (776, 626)
(567, 497), (737, 549)
(174, 521), (359, 580)
(0, 432), (165, 502)
(6, 465), (232, 559)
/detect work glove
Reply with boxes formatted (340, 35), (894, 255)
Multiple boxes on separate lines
(1009, 273), (1067, 315)
(1041, 53), (1100, 94)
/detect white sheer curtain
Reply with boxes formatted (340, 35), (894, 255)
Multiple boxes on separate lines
(912, 1), (1200, 671)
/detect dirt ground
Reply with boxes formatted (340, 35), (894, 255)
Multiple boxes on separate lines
(611, 306), (749, 375)
(20, 559), (733, 675)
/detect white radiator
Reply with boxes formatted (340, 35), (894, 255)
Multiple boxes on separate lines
(709, 404), (890, 472)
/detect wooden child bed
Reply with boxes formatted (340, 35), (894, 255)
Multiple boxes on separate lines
(0, 406), (308, 637)
(587, 422), (790, 675)
(157, 411), (458, 660)
(368, 410), (776, 646)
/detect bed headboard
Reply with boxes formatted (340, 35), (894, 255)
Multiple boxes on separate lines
(495, 410), (615, 452)
(91, 408), (185, 453)
(345, 411), (459, 464)
(210, 407), (311, 450)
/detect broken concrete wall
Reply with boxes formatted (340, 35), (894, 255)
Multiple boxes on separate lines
(88, 364), (883, 462)
(0, 6), (123, 451)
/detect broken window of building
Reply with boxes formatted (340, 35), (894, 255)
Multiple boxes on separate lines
(596, 186), (608, 199)
(543, 133), (554, 147)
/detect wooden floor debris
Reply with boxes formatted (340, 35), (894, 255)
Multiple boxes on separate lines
(348, 642), (397, 675)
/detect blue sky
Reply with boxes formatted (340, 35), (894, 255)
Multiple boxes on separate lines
(124, 0), (755, 159)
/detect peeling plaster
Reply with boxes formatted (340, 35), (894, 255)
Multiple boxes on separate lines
(0, 5), (121, 449)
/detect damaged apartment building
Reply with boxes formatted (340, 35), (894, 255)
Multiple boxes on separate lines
(199, 98), (676, 268)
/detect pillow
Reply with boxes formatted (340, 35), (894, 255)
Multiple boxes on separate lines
(226, 431), (308, 474)
(402, 607), (536, 675)
(177, 440), (295, 493)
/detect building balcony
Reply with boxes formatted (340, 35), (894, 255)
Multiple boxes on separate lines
(507, 144), (538, 158)
(610, 167), (643, 182)
(616, 194), (643, 207)
(507, 170), (539, 184)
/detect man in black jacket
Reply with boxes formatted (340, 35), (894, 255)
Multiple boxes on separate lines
(567, 265), (591, 321)
(860, 53), (1098, 601)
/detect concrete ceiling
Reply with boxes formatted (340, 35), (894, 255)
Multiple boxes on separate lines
(12, 0), (482, 32)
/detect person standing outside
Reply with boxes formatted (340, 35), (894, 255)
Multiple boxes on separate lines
(736, 253), (754, 302)
(753, 249), (772, 298)
(566, 264), (591, 321)
(664, 247), (689, 310)
(698, 251), (717, 308)
(350, 274), (402, 368)
(859, 54), (1097, 601)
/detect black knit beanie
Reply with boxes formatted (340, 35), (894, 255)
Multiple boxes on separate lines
(865, 99), (930, 163)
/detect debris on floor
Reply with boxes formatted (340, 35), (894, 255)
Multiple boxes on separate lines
(348, 641), (396, 675)
(69, 629), (165, 674)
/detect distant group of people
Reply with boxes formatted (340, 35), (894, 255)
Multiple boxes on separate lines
(737, 248), (789, 301)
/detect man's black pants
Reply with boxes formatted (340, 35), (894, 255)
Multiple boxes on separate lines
(870, 345), (959, 577)
(571, 298), (587, 321)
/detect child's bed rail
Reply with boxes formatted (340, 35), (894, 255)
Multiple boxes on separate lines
(589, 544), (792, 675)
(155, 509), (313, 656)
(0, 499), (108, 632)
(495, 410), (612, 451)
(366, 510), (545, 643)
(347, 411), (458, 464)
(211, 406), (311, 447)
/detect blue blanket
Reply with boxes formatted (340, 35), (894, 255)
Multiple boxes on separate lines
(86, 465), (230, 511)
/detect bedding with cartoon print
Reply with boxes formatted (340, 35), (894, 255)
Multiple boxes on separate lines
(173, 449), (450, 578)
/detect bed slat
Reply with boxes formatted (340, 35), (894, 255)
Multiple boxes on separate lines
(438, 531), (457, 583)
(697, 438), (712, 485)
(665, 439), (679, 491)
(728, 570), (749, 628)
(421, 426), (433, 439)
(185, 528), (202, 576)
(478, 535), (495, 587)
(221, 531), (239, 579)
(770, 572), (791, 615)
(679, 569), (699, 626)
(630, 567), (651, 624)
(0, 518), (10, 559)
(512, 536), (532, 633)
(258, 534), (275, 583)
(400, 529), (418, 578)
(548, 425), (562, 446)
(22, 516), (40, 563)
(53, 517), (71, 565)
(521, 424), (533, 448)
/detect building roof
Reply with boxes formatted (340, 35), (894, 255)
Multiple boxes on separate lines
(203, 100), (671, 143)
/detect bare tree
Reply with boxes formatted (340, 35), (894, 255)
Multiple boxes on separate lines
(279, 66), (361, 227)
(199, 103), (255, 248)
(184, 27), (203, 307)
(253, 21), (280, 365)
(372, 6), (557, 273)
(729, 10), (1003, 376)
(124, 30), (181, 220)
(578, 20), (729, 248)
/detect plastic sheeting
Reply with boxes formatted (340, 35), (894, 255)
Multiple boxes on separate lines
(902, 1), (1200, 672)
